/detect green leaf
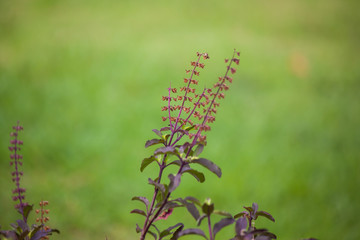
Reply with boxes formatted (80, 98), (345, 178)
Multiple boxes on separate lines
(145, 139), (164, 148)
(22, 205), (33, 221)
(183, 125), (195, 131)
(161, 223), (183, 239)
(191, 158), (222, 178)
(141, 156), (157, 172)
(183, 169), (205, 183)
(234, 211), (247, 219)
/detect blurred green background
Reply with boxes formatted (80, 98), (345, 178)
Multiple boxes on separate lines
(1, 0), (359, 239)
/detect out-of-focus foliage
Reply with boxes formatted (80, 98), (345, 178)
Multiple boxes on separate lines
(0, 0), (359, 239)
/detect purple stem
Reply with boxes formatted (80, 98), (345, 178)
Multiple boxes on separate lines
(208, 215), (214, 240)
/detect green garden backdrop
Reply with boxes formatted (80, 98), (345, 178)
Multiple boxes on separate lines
(1, 0), (359, 239)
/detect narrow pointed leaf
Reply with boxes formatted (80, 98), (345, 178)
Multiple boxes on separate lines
(252, 203), (258, 218)
(148, 230), (158, 240)
(168, 174), (181, 192)
(197, 214), (207, 226)
(167, 223), (184, 232)
(213, 217), (235, 237)
(213, 210), (232, 218)
(160, 127), (171, 132)
(153, 129), (163, 138)
(178, 199), (200, 220)
(191, 158), (222, 177)
(130, 209), (146, 217)
(193, 144), (204, 157)
(132, 196), (149, 208)
(184, 196), (201, 206)
(141, 156), (157, 172)
(256, 211), (275, 222)
(154, 146), (177, 155)
(234, 211), (248, 219)
(183, 169), (205, 182)
(148, 178), (166, 193)
(145, 139), (164, 148)
(176, 228), (208, 239)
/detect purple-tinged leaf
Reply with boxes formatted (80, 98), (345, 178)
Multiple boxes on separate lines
(177, 129), (189, 136)
(160, 127), (171, 132)
(16, 219), (29, 232)
(154, 146), (177, 155)
(213, 217), (235, 237)
(191, 158), (222, 178)
(182, 169), (205, 183)
(196, 214), (207, 226)
(130, 209), (146, 217)
(176, 228), (208, 239)
(170, 223), (184, 240)
(141, 156), (157, 172)
(28, 224), (42, 240)
(132, 196), (149, 209)
(213, 210), (232, 218)
(258, 231), (277, 239)
(184, 196), (201, 206)
(235, 217), (248, 235)
(177, 199), (200, 220)
(148, 230), (158, 240)
(168, 223), (184, 232)
(168, 174), (181, 192)
(255, 236), (272, 240)
(167, 160), (182, 167)
(153, 129), (163, 138)
(252, 203), (258, 218)
(256, 211), (275, 222)
(136, 224), (142, 233)
(178, 142), (191, 154)
(150, 224), (161, 236)
(148, 178), (166, 193)
(145, 139), (164, 148)
(30, 228), (59, 240)
(193, 144), (204, 157)
(163, 201), (181, 211)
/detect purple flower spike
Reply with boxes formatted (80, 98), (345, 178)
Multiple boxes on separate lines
(9, 121), (28, 222)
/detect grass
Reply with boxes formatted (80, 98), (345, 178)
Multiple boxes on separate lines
(1, 0), (359, 239)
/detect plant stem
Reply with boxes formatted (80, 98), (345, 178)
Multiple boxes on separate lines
(208, 215), (213, 240)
